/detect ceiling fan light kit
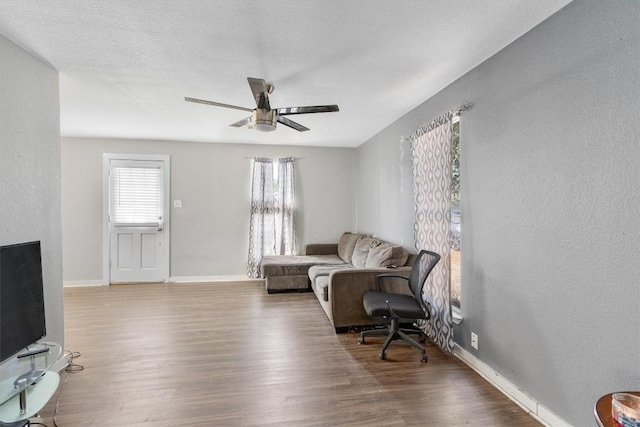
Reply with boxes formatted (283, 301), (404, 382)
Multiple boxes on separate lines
(186, 77), (338, 133)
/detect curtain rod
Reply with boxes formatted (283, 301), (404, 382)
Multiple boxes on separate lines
(244, 156), (304, 160)
(454, 102), (474, 116)
(410, 102), (474, 140)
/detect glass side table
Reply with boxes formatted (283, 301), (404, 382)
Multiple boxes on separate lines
(0, 343), (62, 426)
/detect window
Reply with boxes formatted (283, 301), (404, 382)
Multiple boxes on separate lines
(247, 157), (296, 278)
(110, 163), (162, 225)
(450, 119), (461, 309)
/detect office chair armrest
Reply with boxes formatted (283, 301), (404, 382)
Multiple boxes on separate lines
(375, 273), (408, 291)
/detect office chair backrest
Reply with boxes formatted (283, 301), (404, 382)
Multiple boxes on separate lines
(408, 250), (441, 312)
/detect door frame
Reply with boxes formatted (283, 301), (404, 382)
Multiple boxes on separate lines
(102, 153), (171, 285)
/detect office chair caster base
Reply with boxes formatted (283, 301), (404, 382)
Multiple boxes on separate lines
(421, 353), (428, 362)
(380, 351), (387, 360)
(358, 336), (365, 344)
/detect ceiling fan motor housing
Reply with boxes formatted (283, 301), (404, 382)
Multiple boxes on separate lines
(252, 109), (277, 132)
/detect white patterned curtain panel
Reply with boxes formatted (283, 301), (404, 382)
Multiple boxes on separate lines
(410, 111), (454, 353)
(247, 157), (297, 278)
(275, 158), (297, 255)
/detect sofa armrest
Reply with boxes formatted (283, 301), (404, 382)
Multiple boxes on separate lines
(330, 267), (412, 295)
(328, 267), (412, 327)
(304, 243), (338, 256)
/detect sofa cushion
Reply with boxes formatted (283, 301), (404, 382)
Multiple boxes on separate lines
(261, 254), (345, 277)
(365, 243), (409, 268)
(337, 232), (362, 263)
(351, 236), (382, 268)
(308, 264), (354, 284)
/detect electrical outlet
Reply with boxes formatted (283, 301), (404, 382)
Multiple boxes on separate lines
(471, 332), (479, 350)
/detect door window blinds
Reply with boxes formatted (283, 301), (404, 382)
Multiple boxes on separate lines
(110, 165), (161, 225)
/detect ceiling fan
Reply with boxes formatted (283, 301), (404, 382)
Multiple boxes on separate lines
(185, 77), (339, 132)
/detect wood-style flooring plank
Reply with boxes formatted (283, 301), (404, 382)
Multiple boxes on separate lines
(36, 282), (540, 426)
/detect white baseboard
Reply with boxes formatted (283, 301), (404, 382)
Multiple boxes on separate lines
(169, 275), (262, 283)
(64, 276), (263, 287)
(63, 280), (106, 288)
(453, 344), (572, 427)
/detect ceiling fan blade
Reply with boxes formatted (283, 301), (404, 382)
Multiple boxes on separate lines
(247, 77), (271, 110)
(185, 97), (253, 112)
(230, 116), (252, 128)
(277, 116), (310, 132)
(247, 77), (266, 98)
(276, 105), (339, 116)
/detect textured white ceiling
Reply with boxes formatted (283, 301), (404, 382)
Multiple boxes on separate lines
(0, 0), (572, 147)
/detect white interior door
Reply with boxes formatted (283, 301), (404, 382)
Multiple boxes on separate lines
(106, 157), (170, 283)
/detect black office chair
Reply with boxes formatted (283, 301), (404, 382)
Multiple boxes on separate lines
(358, 250), (441, 362)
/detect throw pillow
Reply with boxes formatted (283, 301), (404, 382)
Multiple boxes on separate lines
(337, 232), (361, 263)
(365, 244), (409, 268)
(352, 236), (382, 268)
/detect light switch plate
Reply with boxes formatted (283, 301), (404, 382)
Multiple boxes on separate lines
(173, 200), (182, 208)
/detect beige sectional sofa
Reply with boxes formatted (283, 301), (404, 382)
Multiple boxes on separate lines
(261, 232), (415, 332)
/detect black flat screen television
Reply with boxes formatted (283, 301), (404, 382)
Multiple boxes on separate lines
(0, 241), (47, 363)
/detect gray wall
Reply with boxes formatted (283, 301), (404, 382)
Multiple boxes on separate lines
(356, 2), (639, 426)
(0, 36), (64, 349)
(356, 133), (415, 247)
(62, 137), (356, 281)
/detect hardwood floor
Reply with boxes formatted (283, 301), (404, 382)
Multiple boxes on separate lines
(39, 281), (541, 426)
